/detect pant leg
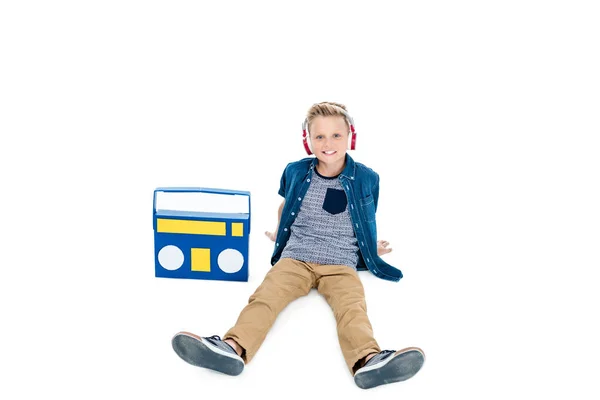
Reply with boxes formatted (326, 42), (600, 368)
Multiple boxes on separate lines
(223, 258), (314, 363)
(314, 264), (381, 375)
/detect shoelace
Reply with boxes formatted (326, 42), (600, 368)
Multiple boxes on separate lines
(364, 349), (395, 367)
(206, 335), (237, 354)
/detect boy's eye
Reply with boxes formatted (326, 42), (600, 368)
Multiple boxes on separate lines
(316, 135), (323, 139)
(334, 134), (341, 138)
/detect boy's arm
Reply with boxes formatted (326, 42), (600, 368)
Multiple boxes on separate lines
(265, 200), (285, 242)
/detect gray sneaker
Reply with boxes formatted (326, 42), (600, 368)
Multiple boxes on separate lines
(354, 347), (425, 389)
(172, 332), (244, 376)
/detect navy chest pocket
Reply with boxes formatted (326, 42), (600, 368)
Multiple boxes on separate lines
(359, 195), (376, 222)
(323, 188), (347, 215)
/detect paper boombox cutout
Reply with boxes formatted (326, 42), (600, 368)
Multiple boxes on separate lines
(153, 187), (251, 282)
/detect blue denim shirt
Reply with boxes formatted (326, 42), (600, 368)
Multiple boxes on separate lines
(270, 153), (403, 282)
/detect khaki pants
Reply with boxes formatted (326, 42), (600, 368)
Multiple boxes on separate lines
(223, 258), (381, 374)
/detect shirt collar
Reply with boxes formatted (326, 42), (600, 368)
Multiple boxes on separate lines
(309, 153), (356, 180)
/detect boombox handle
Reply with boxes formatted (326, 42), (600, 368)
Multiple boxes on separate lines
(153, 187), (251, 234)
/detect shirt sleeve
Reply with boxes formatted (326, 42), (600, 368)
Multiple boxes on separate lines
(278, 164), (288, 198)
(372, 172), (380, 212)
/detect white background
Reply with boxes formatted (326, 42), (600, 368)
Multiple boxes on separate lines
(1, 1), (599, 399)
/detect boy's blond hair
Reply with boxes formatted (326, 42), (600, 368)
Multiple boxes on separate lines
(306, 101), (350, 133)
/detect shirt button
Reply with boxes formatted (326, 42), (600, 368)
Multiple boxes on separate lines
(298, 197), (301, 201)
(284, 228), (288, 231)
(361, 241), (364, 246)
(351, 204), (354, 209)
(307, 179), (310, 182)
(276, 243), (279, 246)
(355, 223), (358, 228)
(291, 212), (295, 215)
(346, 185), (349, 189)
(367, 258), (370, 262)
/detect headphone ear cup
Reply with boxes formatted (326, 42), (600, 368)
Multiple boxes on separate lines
(304, 140), (312, 155)
(302, 121), (312, 155)
(303, 134), (312, 155)
(347, 131), (357, 150)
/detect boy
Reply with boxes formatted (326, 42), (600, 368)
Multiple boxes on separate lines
(172, 102), (425, 389)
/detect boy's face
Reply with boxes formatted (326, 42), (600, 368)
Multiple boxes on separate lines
(309, 116), (349, 170)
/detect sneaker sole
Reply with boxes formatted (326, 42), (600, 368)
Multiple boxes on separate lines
(354, 347), (425, 389)
(171, 332), (244, 376)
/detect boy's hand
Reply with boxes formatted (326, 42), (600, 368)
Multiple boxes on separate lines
(377, 240), (392, 256)
(265, 231), (277, 242)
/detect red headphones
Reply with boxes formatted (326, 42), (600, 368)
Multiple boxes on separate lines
(302, 111), (357, 156)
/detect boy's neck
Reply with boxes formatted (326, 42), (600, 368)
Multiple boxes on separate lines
(316, 159), (345, 177)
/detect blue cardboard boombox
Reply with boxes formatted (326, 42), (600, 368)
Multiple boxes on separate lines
(153, 187), (251, 282)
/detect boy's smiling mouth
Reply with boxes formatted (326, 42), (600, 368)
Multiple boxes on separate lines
(322, 150), (337, 156)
